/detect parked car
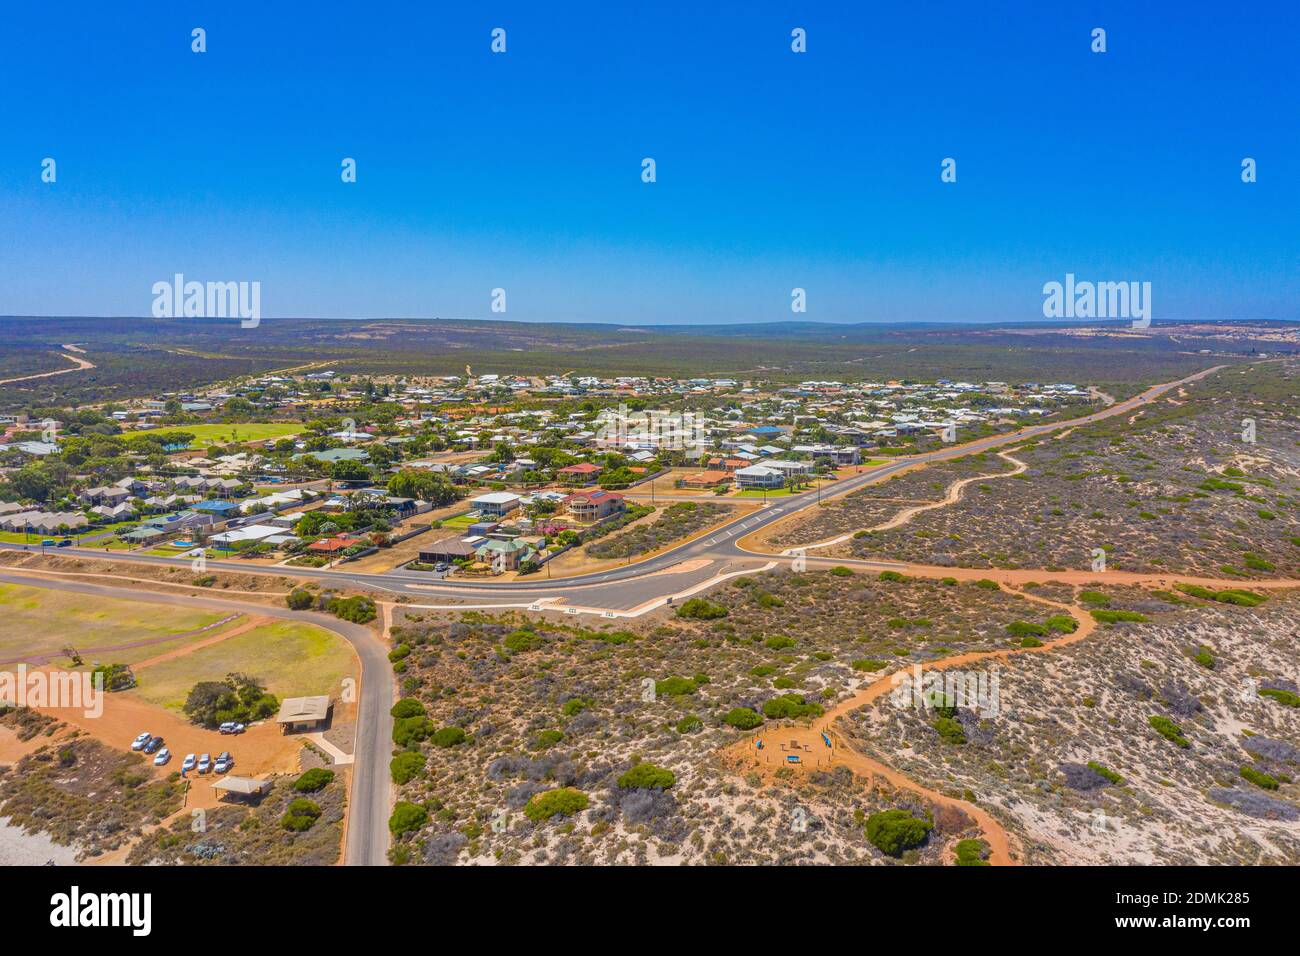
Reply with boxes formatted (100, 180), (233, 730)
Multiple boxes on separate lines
(56, 539), (72, 548)
(131, 732), (152, 751)
(434, 562), (450, 572)
(218, 722), (246, 735)
(181, 753), (197, 772)
(40, 539), (55, 548)
(152, 748), (171, 766)
(197, 753), (212, 774)
(143, 736), (164, 754)
(213, 752), (233, 773)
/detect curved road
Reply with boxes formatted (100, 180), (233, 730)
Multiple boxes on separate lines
(0, 363), (1225, 612)
(0, 365), (1227, 866)
(0, 571), (393, 867)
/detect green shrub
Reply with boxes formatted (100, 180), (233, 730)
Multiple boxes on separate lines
(530, 729), (563, 750)
(655, 676), (697, 697)
(1007, 621), (1046, 637)
(829, 566), (852, 577)
(675, 714), (703, 734)
(955, 838), (989, 866)
(561, 696), (592, 716)
(392, 715), (436, 747)
(617, 763), (676, 790)
(1078, 590), (1111, 606)
(1242, 553), (1275, 572)
(1086, 761), (1123, 785)
(1020, 635), (1043, 648)
(390, 698), (426, 719)
(761, 694), (823, 720)
(764, 635), (795, 650)
(865, 809), (932, 856)
(292, 768), (335, 793)
(390, 751), (426, 784)
(851, 658), (888, 672)
(675, 598), (728, 619)
(1258, 687), (1300, 707)
(974, 579), (999, 590)
(878, 571), (907, 582)
(281, 797), (322, 832)
(503, 628), (541, 652)
(388, 800), (428, 835)
(1240, 765), (1279, 790)
(286, 588), (315, 610)
(932, 716), (966, 744)
(755, 591), (785, 608)
(1044, 615), (1078, 634)
(1148, 715), (1189, 748)
(432, 726), (467, 748)
(1092, 609), (1148, 624)
(1193, 649), (1215, 669)
(524, 787), (589, 822)
(325, 595), (376, 624)
(724, 707), (763, 729)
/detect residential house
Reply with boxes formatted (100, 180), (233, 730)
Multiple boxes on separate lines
(734, 465), (785, 489)
(681, 470), (731, 489)
(469, 492), (521, 518)
(562, 490), (625, 522)
(474, 537), (535, 571)
(557, 462), (602, 485)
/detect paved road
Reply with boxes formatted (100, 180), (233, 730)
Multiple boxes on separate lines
(0, 572), (394, 866)
(0, 364), (1226, 867)
(0, 363), (1223, 610)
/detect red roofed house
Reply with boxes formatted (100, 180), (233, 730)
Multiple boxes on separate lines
(682, 470), (732, 489)
(557, 461), (603, 485)
(563, 490), (625, 522)
(706, 457), (751, 473)
(308, 533), (359, 555)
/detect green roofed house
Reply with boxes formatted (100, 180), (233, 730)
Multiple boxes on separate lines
(122, 525), (167, 544)
(474, 537), (535, 572)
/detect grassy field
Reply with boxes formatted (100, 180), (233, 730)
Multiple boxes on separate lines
(0, 583), (230, 663)
(129, 620), (357, 712)
(734, 487), (804, 498)
(133, 422), (302, 447)
(439, 512), (477, 529)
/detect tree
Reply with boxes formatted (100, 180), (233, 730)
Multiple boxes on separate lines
(293, 768), (334, 792)
(386, 468), (458, 506)
(330, 459), (371, 482)
(182, 673), (278, 728)
(389, 801), (428, 835)
(865, 809), (933, 856)
(524, 788), (589, 822)
(617, 763), (676, 790)
(390, 751), (426, 784)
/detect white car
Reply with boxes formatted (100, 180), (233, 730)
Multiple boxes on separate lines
(213, 752), (233, 774)
(152, 748), (171, 766)
(181, 753), (197, 772)
(197, 753), (212, 774)
(131, 732), (151, 751)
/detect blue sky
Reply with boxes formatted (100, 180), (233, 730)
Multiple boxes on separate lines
(1, 2), (1297, 324)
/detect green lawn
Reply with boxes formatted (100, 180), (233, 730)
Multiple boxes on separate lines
(734, 487), (806, 498)
(0, 583), (230, 664)
(133, 422), (303, 448)
(440, 512), (477, 528)
(129, 620), (357, 712)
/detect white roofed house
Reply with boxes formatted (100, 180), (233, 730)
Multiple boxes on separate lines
(734, 465), (785, 489)
(469, 491), (521, 517)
